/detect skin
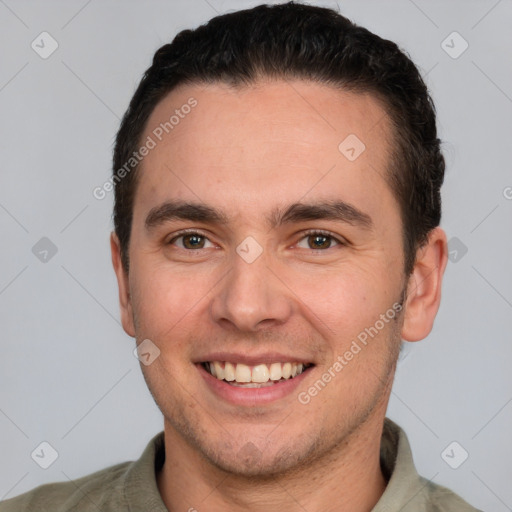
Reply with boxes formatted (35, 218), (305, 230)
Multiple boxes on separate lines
(111, 80), (448, 511)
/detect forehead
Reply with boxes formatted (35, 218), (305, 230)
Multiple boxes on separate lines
(134, 80), (397, 227)
(144, 79), (392, 157)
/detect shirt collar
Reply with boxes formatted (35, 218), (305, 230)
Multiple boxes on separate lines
(373, 417), (432, 511)
(122, 418), (430, 511)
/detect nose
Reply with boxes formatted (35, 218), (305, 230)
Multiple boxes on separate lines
(210, 248), (293, 333)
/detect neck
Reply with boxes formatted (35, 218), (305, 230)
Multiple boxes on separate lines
(157, 412), (388, 512)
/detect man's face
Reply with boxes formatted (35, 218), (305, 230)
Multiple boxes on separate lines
(117, 80), (408, 475)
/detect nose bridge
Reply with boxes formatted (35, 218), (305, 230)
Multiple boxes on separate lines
(210, 243), (292, 331)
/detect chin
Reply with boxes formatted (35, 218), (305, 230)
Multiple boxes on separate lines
(209, 449), (301, 479)
(197, 434), (322, 480)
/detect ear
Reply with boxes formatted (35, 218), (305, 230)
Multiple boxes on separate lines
(401, 227), (448, 342)
(110, 232), (136, 337)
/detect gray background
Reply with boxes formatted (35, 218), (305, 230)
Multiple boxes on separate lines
(0, 0), (511, 510)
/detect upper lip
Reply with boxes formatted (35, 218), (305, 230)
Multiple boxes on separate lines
(194, 352), (314, 366)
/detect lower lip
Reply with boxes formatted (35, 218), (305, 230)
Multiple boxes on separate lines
(197, 364), (312, 406)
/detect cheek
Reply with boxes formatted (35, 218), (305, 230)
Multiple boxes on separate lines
(129, 262), (214, 341)
(287, 263), (394, 341)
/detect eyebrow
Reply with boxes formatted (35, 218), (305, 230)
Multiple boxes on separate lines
(144, 199), (373, 231)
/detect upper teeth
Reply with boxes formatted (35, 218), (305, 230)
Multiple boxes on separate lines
(206, 361), (307, 383)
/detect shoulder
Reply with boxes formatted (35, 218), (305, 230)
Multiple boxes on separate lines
(0, 432), (165, 512)
(380, 418), (482, 512)
(417, 476), (483, 512)
(0, 461), (132, 512)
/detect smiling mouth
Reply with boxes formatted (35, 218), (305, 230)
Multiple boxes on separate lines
(201, 361), (314, 387)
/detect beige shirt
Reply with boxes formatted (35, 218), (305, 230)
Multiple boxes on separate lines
(0, 418), (481, 511)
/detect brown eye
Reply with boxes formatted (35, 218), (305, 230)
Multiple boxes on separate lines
(169, 232), (214, 250)
(296, 232), (341, 250)
(182, 234), (205, 249)
(309, 234), (332, 249)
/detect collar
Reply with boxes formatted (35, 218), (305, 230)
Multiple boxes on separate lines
(121, 418), (453, 511)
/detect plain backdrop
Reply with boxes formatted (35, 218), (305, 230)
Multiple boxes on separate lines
(1, 1), (511, 510)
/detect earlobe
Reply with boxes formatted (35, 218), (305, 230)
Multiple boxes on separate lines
(110, 232), (136, 337)
(401, 227), (448, 342)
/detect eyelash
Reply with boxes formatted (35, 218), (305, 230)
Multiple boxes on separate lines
(167, 229), (345, 251)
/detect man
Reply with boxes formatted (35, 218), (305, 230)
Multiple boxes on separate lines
(0, 2), (481, 511)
